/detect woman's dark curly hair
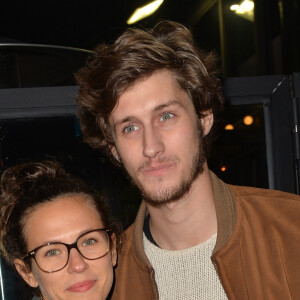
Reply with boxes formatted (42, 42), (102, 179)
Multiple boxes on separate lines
(76, 20), (223, 160)
(0, 161), (121, 269)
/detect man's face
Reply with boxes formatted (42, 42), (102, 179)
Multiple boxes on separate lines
(109, 69), (212, 206)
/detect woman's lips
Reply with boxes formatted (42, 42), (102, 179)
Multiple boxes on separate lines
(66, 280), (96, 293)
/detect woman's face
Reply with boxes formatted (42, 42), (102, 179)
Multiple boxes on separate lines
(15, 194), (116, 300)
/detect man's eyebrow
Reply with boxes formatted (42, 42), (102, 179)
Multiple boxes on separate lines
(114, 116), (138, 131)
(153, 100), (184, 112)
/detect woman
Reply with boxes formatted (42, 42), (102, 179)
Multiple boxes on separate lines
(0, 161), (121, 300)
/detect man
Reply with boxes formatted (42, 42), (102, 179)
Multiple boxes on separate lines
(76, 20), (300, 299)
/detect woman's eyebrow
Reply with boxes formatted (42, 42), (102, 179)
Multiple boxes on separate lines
(36, 228), (99, 246)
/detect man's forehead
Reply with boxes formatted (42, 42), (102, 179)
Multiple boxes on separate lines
(109, 69), (188, 120)
(110, 76), (147, 115)
(114, 69), (179, 102)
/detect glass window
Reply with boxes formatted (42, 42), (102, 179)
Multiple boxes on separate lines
(209, 104), (268, 188)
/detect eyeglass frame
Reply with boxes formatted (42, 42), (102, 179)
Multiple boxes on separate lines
(22, 228), (112, 273)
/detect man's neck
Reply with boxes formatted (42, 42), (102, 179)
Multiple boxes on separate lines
(146, 165), (217, 250)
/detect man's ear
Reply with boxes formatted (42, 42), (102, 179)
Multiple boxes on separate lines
(201, 111), (214, 136)
(14, 258), (39, 288)
(109, 145), (121, 163)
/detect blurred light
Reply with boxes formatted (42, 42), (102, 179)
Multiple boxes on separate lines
(221, 166), (226, 172)
(230, 4), (240, 11)
(240, 0), (254, 12)
(243, 115), (254, 126)
(230, 0), (254, 21)
(225, 124), (234, 130)
(127, 0), (164, 25)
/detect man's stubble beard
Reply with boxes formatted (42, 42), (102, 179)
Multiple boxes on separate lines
(118, 120), (206, 208)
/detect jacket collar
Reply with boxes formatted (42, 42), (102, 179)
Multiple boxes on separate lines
(210, 171), (236, 255)
(132, 171), (236, 266)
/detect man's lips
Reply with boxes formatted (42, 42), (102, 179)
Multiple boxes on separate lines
(66, 280), (96, 293)
(141, 162), (175, 176)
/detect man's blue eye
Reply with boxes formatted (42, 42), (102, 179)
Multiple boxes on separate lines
(124, 125), (138, 133)
(160, 112), (174, 121)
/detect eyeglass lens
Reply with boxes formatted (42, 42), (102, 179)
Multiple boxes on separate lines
(34, 230), (110, 272)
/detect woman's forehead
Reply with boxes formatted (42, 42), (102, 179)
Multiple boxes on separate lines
(22, 194), (103, 249)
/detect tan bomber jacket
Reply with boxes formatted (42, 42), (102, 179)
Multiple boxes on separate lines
(111, 172), (300, 300)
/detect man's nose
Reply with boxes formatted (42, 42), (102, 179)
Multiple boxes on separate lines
(142, 126), (164, 158)
(66, 248), (89, 274)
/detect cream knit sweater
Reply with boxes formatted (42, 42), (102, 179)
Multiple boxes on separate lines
(143, 233), (228, 300)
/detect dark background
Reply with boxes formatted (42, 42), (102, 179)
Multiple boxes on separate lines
(1, 0), (299, 77)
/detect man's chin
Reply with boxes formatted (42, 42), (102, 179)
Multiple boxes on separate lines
(141, 184), (191, 208)
(140, 165), (204, 207)
(143, 196), (179, 208)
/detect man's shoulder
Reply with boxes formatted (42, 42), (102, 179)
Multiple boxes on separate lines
(122, 222), (135, 238)
(119, 223), (135, 253)
(229, 184), (300, 203)
(228, 184), (300, 220)
(124, 222), (135, 233)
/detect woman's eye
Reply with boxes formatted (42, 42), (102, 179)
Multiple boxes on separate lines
(124, 124), (138, 133)
(83, 239), (96, 246)
(45, 249), (60, 257)
(160, 112), (174, 121)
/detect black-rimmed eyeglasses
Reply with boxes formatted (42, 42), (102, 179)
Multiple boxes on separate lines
(22, 228), (112, 273)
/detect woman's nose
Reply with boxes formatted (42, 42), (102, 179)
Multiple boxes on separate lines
(66, 248), (89, 274)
